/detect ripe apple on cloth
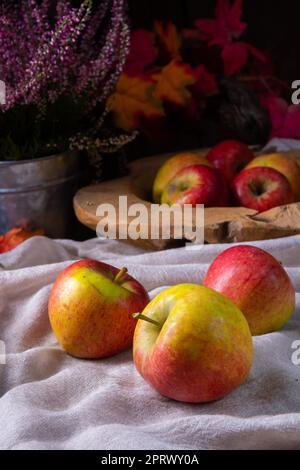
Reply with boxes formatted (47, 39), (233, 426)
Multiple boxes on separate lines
(204, 245), (296, 336)
(133, 284), (253, 403)
(48, 260), (149, 359)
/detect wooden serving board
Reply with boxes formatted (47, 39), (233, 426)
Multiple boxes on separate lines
(74, 149), (300, 250)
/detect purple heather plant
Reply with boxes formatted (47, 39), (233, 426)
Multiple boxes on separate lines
(0, 0), (131, 160)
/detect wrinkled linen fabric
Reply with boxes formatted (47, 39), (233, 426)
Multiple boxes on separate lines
(0, 235), (300, 450)
(0, 138), (300, 450)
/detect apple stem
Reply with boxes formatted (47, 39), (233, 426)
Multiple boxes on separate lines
(132, 312), (161, 328)
(114, 267), (128, 284)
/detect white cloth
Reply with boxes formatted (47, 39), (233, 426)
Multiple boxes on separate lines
(0, 235), (300, 450)
(0, 138), (300, 450)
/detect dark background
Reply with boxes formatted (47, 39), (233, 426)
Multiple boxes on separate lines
(128, 0), (300, 83)
(102, 1), (300, 179)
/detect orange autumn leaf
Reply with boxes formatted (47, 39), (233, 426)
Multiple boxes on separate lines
(154, 21), (182, 59)
(107, 73), (164, 132)
(154, 60), (197, 107)
(0, 227), (44, 254)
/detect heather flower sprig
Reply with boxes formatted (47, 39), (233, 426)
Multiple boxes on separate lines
(4, 0), (93, 109)
(76, 0), (130, 106)
(70, 130), (138, 154)
(0, 0), (131, 160)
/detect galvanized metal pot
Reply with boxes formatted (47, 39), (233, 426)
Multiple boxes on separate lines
(0, 151), (82, 238)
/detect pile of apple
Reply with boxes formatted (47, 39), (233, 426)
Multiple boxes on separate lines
(153, 140), (300, 212)
(48, 245), (295, 404)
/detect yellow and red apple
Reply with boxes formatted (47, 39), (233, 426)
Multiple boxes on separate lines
(133, 284), (253, 403)
(161, 164), (229, 207)
(246, 153), (300, 201)
(204, 245), (295, 336)
(48, 260), (149, 358)
(152, 152), (212, 203)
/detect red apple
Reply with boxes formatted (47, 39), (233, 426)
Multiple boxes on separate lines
(203, 245), (296, 336)
(133, 284), (253, 403)
(161, 164), (229, 207)
(232, 167), (294, 212)
(207, 140), (255, 183)
(48, 260), (149, 358)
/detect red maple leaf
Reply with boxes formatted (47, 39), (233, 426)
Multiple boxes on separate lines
(195, 0), (265, 75)
(196, 0), (246, 47)
(222, 42), (265, 76)
(124, 29), (157, 75)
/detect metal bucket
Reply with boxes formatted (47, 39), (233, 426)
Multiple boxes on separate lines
(0, 151), (82, 238)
